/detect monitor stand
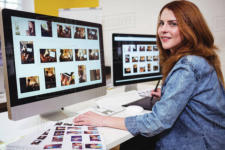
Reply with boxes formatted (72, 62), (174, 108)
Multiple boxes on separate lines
(40, 108), (78, 121)
(124, 84), (137, 92)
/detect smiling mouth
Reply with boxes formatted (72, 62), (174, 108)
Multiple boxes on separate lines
(161, 37), (171, 42)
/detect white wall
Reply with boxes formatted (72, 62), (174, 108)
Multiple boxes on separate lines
(21, 0), (34, 12)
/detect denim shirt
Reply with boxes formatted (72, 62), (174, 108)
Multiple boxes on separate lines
(125, 55), (225, 150)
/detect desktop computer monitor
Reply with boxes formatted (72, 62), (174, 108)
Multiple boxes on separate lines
(0, 8), (106, 120)
(112, 33), (162, 110)
(112, 33), (162, 89)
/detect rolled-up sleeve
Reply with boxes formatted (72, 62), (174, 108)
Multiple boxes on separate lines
(125, 61), (198, 136)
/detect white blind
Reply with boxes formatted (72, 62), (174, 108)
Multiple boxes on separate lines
(0, 0), (22, 10)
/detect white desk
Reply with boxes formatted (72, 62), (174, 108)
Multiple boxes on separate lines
(0, 83), (154, 150)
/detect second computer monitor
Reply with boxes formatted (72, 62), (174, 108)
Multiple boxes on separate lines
(112, 33), (162, 87)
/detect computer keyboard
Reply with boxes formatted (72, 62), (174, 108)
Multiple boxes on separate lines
(137, 89), (152, 97)
(95, 90), (143, 115)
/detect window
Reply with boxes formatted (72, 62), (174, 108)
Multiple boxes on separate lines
(0, 0), (22, 10)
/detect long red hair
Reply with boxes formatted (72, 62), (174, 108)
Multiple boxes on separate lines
(157, 0), (224, 88)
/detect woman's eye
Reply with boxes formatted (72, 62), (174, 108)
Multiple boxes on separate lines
(169, 21), (177, 26)
(159, 21), (164, 26)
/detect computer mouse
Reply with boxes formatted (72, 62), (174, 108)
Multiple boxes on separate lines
(125, 105), (144, 114)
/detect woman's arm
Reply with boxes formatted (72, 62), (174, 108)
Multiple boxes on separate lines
(73, 111), (128, 130)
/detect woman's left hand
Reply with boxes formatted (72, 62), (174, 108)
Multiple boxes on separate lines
(73, 111), (106, 127)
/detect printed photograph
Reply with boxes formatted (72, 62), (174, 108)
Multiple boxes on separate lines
(72, 143), (82, 149)
(74, 26), (86, 39)
(133, 64), (137, 73)
(52, 136), (63, 142)
(124, 67), (131, 74)
(61, 72), (75, 86)
(87, 28), (98, 40)
(85, 143), (102, 149)
(84, 130), (99, 134)
(57, 24), (71, 38)
(64, 123), (73, 126)
(71, 136), (82, 142)
(67, 131), (82, 134)
(42, 129), (51, 136)
(55, 122), (63, 126)
(88, 127), (97, 130)
(59, 49), (73, 62)
(40, 49), (57, 63)
(56, 126), (66, 130)
(90, 135), (101, 141)
(20, 41), (34, 64)
(37, 136), (47, 140)
(31, 140), (41, 145)
(89, 49), (99, 60)
(44, 67), (56, 89)
(125, 54), (130, 63)
(44, 144), (62, 149)
(41, 21), (52, 37)
(20, 76), (40, 93)
(90, 69), (101, 81)
(54, 131), (65, 136)
(68, 126), (82, 130)
(75, 49), (87, 61)
(78, 65), (87, 83)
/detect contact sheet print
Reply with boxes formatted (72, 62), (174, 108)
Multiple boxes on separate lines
(7, 122), (106, 150)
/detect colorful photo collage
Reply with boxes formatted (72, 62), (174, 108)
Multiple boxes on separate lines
(13, 19), (102, 94)
(14, 19), (98, 40)
(31, 122), (105, 150)
(123, 44), (159, 75)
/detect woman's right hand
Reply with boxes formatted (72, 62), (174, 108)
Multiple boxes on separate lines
(150, 88), (161, 98)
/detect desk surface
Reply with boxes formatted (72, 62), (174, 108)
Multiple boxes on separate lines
(0, 83), (155, 150)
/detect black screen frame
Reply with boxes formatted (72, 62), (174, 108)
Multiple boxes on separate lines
(1, 8), (106, 107)
(112, 33), (162, 86)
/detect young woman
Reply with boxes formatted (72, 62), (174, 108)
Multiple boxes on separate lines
(74, 1), (225, 149)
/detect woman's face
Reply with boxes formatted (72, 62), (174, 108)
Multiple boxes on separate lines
(158, 8), (182, 52)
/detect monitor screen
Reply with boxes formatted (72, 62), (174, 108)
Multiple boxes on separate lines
(0, 9), (106, 120)
(112, 33), (162, 86)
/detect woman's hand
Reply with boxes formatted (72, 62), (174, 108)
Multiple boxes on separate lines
(150, 88), (161, 98)
(73, 111), (106, 127)
(73, 111), (127, 130)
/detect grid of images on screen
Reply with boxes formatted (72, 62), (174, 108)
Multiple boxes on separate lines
(14, 19), (101, 94)
(123, 44), (159, 75)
